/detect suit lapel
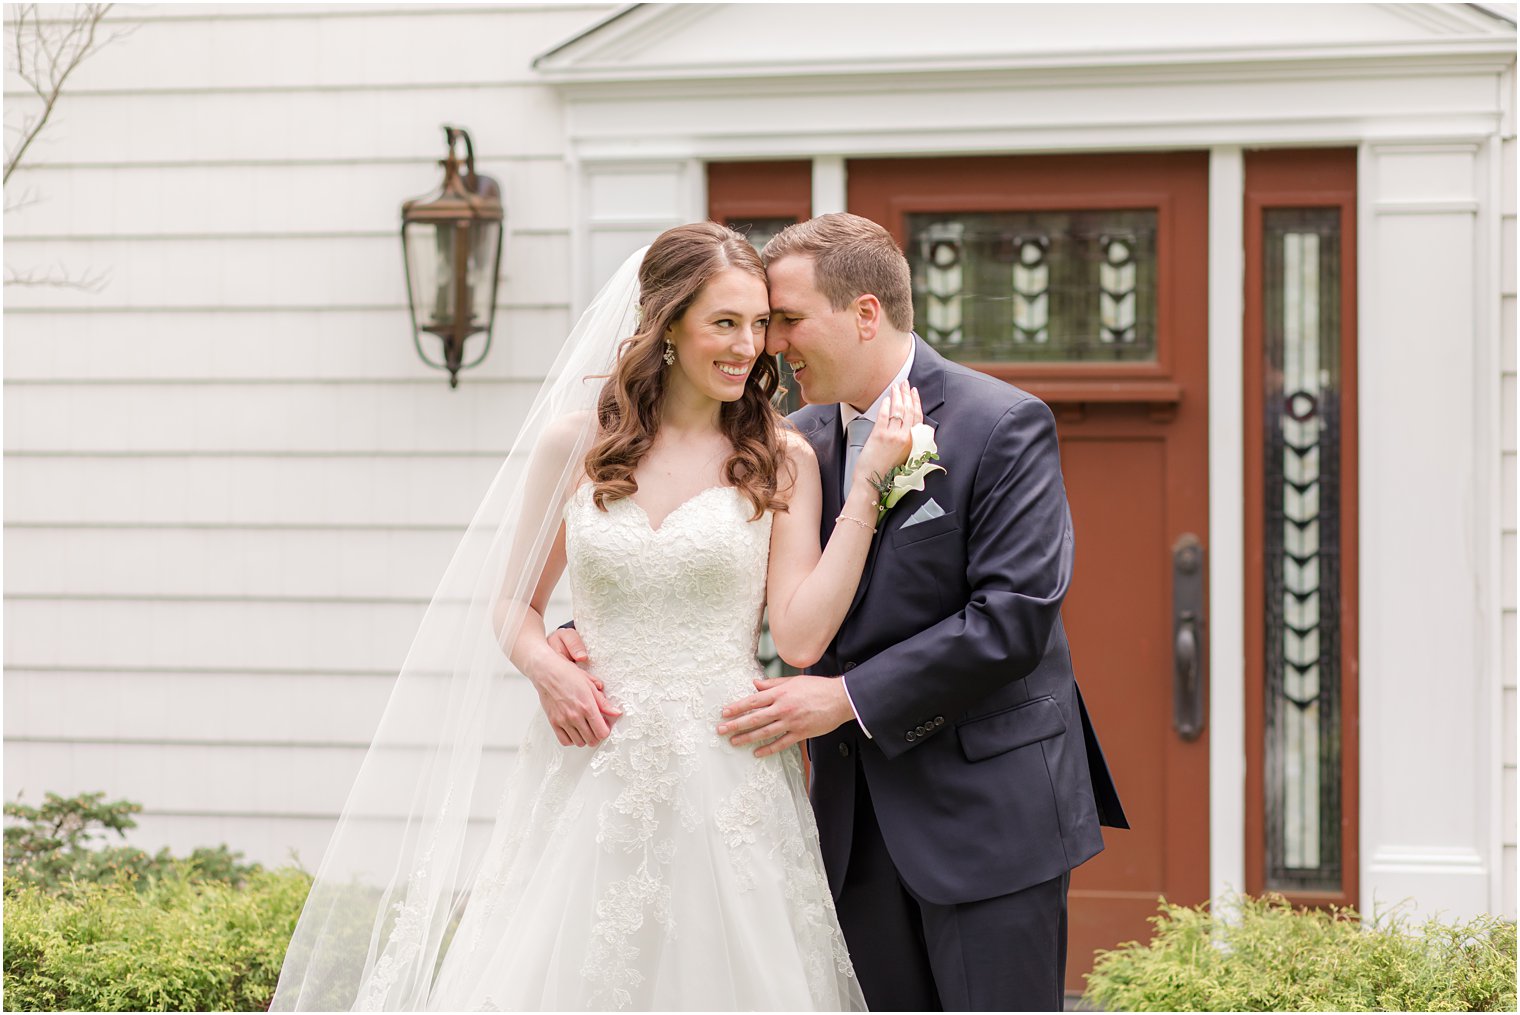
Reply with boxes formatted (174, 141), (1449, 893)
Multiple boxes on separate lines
(839, 336), (948, 627)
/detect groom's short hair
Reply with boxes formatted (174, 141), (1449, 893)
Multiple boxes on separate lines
(761, 213), (914, 333)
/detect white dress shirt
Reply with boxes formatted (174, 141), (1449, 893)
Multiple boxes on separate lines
(835, 340), (915, 739)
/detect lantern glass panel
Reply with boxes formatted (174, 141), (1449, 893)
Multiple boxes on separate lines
(467, 220), (501, 330)
(404, 220), (458, 333)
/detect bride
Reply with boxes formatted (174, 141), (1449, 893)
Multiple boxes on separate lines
(272, 223), (922, 1011)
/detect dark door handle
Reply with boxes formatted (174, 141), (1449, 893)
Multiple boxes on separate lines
(1172, 534), (1205, 741)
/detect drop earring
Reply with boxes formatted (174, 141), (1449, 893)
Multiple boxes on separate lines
(663, 339), (676, 366)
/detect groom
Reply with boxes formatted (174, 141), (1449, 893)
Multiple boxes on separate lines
(716, 213), (1127, 1011)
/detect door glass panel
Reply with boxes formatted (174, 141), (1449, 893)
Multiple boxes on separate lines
(725, 216), (795, 257)
(906, 210), (1158, 363)
(1262, 207), (1343, 892)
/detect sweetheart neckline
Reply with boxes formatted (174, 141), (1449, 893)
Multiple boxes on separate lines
(612, 483), (740, 535)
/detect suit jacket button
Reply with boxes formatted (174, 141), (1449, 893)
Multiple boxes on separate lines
(905, 731), (917, 742)
(837, 742), (850, 758)
(915, 725), (927, 736)
(843, 662), (857, 671)
(934, 716), (945, 727)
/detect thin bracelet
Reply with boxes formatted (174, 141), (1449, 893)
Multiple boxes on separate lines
(835, 513), (876, 534)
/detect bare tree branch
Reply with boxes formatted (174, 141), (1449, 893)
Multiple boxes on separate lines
(4, 4), (133, 292)
(4, 4), (123, 184)
(4, 264), (109, 292)
(5, 186), (43, 214)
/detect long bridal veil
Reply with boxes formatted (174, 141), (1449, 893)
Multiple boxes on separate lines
(271, 249), (644, 1011)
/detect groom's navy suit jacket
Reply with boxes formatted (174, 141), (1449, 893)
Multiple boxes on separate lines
(792, 337), (1127, 907)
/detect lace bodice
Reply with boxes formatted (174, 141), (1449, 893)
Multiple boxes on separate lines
(564, 483), (772, 705)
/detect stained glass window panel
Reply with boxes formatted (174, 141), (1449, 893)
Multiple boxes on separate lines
(906, 210), (1158, 363)
(1263, 207), (1343, 892)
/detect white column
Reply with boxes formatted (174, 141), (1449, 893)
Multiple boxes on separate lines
(812, 156), (847, 217)
(1359, 140), (1494, 920)
(1208, 146), (1247, 904)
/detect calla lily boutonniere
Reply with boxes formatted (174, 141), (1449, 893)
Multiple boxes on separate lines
(872, 423), (946, 525)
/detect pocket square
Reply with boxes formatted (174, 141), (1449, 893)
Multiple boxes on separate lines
(901, 498), (946, 528)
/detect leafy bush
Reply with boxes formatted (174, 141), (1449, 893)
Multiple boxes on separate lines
(3, 792), (312, 1011)
(1084, 893), (1518, 1012)
(5, 791), (260, 892)
(4, 866), (312, 1012)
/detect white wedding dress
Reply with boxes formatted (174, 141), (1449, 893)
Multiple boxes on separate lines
(425, 483), (865, 1011)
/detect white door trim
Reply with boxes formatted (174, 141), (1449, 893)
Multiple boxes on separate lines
(1207, 146), (1247, 904)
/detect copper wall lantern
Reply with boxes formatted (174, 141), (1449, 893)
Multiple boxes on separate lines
(401, 126), (504, 388)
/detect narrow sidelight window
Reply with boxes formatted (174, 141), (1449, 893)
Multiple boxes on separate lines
(1261, 208), (1344, 892)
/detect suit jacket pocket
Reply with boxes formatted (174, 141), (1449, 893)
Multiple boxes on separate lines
(890, 512), (959, 548)
(956, 695), (1067, 762)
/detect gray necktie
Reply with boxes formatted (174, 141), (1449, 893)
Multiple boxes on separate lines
(843, 416), (874, 491)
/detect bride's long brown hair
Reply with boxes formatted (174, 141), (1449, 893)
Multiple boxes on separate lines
(586, 222), (789, 520)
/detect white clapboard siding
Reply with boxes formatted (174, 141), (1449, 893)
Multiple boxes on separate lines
(1, 742), (522, 822)
(5, 669), (544, 750)
(110, 812), (420, 875)
(6, 673), (395, 747)
(3, 3), (616, 868)
(2, 86), (570, 167)
(3, 158), (572, 237)
(87, 812), (504, 878)
(4, 741), (374, 816)
(2, 231), (571, 311)
(5, 455), (510, 527)
(3, 5), (607, 94)
(5, 597), (428, 672)
(3, 307), (574, 382)
(5, 670), (547, 866)
(4, 592), (577, 672)
(6, 527), (468, 598)
(4, 526), (581, 608)
(3, 381), (542, 454)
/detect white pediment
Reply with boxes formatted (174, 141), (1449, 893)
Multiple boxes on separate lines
(536, 3), (1515, 82)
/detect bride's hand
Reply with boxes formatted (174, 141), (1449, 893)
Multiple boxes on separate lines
(530, 656), (620, 747)
(851, 381), (924, 494)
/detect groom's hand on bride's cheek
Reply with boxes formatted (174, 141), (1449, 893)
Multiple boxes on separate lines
(717, 675), (852, 758)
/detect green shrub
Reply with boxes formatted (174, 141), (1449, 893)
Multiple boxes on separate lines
(1085, 893), (1518, 1012)
(4, 865), (312, 1012)
(3, 792), (313, 1011)
(5, 792), (260, 893)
